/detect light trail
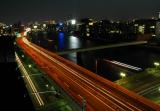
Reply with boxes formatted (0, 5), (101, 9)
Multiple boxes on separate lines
(22, 37), (141, 111)
(15, 52), (44, 106)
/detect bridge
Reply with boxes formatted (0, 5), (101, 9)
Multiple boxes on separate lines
(56, 41), (147, 55)
(16, 37), (160, 111)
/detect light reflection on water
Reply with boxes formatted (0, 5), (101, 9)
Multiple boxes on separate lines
(31, 32), (160, 81)
(58, 32), (64, 50)
(68, 36), (81, 49)
(57, 33), (82, 51)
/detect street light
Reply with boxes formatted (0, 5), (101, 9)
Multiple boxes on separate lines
(22, 55), (24, 58)
(120, 72), (126, 78)
(154, 62), (160, 67)
(28, 64), (32, 68)
(45, 84), (49, 88)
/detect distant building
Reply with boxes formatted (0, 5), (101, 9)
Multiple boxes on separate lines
(79, 18), (96, 38)
(13, 21), (24, 33)
(66, 19), (79, 34)
(42, 20), (56, 32)
(0, 23), (6, 34)
(131, 19), (156, 35)
(156, 12), (160, 38)
(79, 18), (137, 41)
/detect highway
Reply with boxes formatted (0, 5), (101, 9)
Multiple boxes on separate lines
(17, 37), (160, 111)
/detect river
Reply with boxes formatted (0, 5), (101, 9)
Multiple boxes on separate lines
(29, 32), (160, 81)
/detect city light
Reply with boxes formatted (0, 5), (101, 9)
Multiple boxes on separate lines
(152, 34), (156, 37)
(24, 28), (31, 36)
(134, 24), (138, 27)
(86, 28), (90, 32)
(138, 25), (145, 34)
(150, 26), (155, 29)
(26, 28), (31, 32)
(86, 33), (90, 36)
(59, 22), (63, 26)
(45, 84), (49, 88)
(33, 25), (38, 29)
(43, 24), (46, 28)
(89, 22), (93, 26)
(71, 19), (76, 25)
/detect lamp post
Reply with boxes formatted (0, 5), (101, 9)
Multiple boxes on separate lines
(120, 72), (126, 79)
(28, 64), (32, 68)
(154, 62), (160, 69)
(22, 55), (24, 58)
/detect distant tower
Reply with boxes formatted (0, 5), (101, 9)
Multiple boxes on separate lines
(156, 12), (160, 37)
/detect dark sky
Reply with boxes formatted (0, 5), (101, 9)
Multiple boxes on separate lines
(0, 0), (160, 24)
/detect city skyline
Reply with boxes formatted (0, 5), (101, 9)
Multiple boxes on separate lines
(0, 0), (160, 24)
(0, 1), (160, 110)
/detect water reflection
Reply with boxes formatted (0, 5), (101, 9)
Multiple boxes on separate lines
(58, 32), (64, 50)
(30, 32), (160, 81)
(68, 36), (81, 49)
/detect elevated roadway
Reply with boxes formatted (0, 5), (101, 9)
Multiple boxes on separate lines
(17, 37), (160, 111)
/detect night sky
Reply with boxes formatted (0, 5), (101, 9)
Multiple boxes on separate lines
(0, 0), (160, 24)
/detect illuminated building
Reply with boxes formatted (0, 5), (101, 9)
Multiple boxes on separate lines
(132, 19), (156, 34)
(79, 18), (96, 38)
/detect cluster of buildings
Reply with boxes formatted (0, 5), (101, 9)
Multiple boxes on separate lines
(76, 18), (158, 42)
(29, 18), (159, 42)
(0, 21), (24, 37)
(0, 23), (11, 36)
(1, 13), (160, 42)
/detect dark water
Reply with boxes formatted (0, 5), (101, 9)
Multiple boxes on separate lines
(30, 32), (106, 52)
(73, 46), (160, 81)
(30, 32), (160, 81)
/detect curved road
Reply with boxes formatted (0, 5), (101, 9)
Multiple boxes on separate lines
(17, 37), (160, 111)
